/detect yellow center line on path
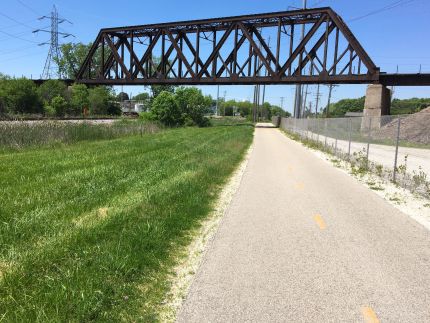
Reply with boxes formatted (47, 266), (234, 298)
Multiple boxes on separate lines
(313, 214), (326, 230)
(362, 306), (380, 323)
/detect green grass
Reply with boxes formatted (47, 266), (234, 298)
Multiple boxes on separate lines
(0, 125), (254, 322)
(210, 116), (253, 127)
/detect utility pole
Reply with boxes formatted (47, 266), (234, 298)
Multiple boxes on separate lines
(34, 5), (74, 79)
(293, 0), (307, 118)
(280, 97), (285, 110)
(326, 84), (338, 118)
(216, 85), (220, 116)
(223, 90), (227, 116)
(302, 85), (311, 118)
(315, 84), (321, 118)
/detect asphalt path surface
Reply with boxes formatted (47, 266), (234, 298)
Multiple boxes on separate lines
(178, 125), (430, 322)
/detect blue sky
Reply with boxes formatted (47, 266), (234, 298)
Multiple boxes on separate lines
(0, 0), (429, 113)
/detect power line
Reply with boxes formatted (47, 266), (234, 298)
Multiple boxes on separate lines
(15, 0), (41, 16)
(0, 30), (39, 44)
(349, 0), (418, 22)
(0, 11), (36, 30)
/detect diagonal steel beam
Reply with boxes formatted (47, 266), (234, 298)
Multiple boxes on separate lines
(236, 22), (275, 76)
(216, 34), (247, 77)
(122, 37), (146, 78)
(279, 15), (326, 76)
(251, 26), (280, 71)
(293, 22), (336, 75)
(165, 29), (195, 78)
(197, 22), (236, 78)
(181, 33), (211, 77)
(132, 30), (162, 78)
(104, 34), (131, 79)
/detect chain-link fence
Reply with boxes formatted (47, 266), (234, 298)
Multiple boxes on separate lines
(274, 112), (430, 198)
(0, 120), (160, 150)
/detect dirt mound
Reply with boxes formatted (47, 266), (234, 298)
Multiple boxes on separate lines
(374, 107), (430, 145)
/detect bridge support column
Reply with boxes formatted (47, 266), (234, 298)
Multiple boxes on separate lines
(362, 84), (391, 130)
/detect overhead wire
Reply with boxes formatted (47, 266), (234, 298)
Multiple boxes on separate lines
(349, 0), (418, 22)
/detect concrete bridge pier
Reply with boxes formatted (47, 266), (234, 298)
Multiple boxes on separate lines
(362, 84), (392, 130)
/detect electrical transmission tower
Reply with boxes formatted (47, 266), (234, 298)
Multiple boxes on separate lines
(33, 5), (74, 79)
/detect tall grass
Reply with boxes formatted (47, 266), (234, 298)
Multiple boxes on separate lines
(0, 125), (254, 321)
(0, 120), (160, 150)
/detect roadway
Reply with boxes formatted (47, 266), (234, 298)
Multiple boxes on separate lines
(178, 125), (430, 322)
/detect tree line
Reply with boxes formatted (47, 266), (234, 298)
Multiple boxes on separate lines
(325, 97), (430, 117)
(0, 75), (120, 117)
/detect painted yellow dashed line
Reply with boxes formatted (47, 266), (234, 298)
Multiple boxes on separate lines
(362, 306), (380, 323)
(313, 214), (326, 230)
(294, 182), (305, 190)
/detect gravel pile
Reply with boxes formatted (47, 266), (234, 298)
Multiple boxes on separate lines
(374, 107), (430, 144)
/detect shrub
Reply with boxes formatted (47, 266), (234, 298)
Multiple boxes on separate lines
(38, 80), (67, 104)
(0, 78), (42, 114)
(43, 105), (56, 117)
(175, 87), (211, 127)
(51, 96), (68, 116)
(107, 101), (122, 116)
(88, 86), (112, 115)
(70, 84), (89, 115)
(151, 91), (183, 126)
(139, 111), (156, 122)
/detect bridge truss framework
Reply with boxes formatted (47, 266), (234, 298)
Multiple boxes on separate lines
(75, 7), (430, 87)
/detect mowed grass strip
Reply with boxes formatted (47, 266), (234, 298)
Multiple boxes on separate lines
(0, 125), (254, 322)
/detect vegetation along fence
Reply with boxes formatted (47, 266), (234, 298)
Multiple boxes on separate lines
(275, 109), (430, 198)
(0, 120), (160, 150)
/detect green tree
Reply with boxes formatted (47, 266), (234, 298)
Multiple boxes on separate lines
(117, 92), (129, 102)
(70, 84), (89, 115)
(55, 43), (95, 79)
(38, 80), (67, 105)
(151, 91), (182, 126)
(175, 87), (211, 126)
(0, 78), (42, 114)
(150, 85), (176, 99)
(88, 87), (112, 115)
(329, 97), (365, 117)
(51, 95), (68, 117)
(133, 92), (150, 101)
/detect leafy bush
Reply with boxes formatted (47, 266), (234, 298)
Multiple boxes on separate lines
(51, 96), (68, 116)
(151, 91), (183, 126)
(88, 87), (111, 115)
(139, 111), (156, 122)
(107, 101), (122, 116)
(70, 84), (89, 115)
(43, 105), (56, 117)
(175, 87), (211, 127)
(38, 80), (67, 104)
(0, 78), (42, 114)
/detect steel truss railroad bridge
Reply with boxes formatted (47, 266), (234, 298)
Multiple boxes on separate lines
(72, 7), (429, 87)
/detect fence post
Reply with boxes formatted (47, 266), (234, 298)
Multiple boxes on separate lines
(393, 116), (401, 182)
(335, 138), (338, 156)
(366, 117), (372, 162)
(324, 119), (328, 148)
(348, 117), (352, 159)
(316, 119), (320, 143)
